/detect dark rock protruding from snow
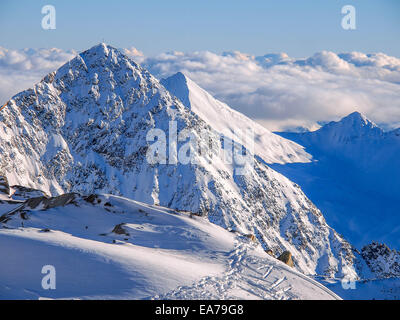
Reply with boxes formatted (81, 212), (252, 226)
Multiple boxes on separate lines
(25, 193), (77, 210)
(0, 176), (10, 196)
(277, 251), (294, 268)
(361, 242), (400, 278)
(10, 186), (48, 201)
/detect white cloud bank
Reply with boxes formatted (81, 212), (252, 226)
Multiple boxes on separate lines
(142, 50), (400, 131)
(1, 46), (400, 131)
(0, 47), (77, 108)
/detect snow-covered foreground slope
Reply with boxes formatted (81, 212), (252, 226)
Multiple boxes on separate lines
(273, 112), (400, 249)
(0, 194), (339, 300)
(161, 72), (311, 164)
(0, 43), (360, 279)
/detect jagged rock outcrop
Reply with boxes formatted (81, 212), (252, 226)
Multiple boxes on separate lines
(0, 192), (77, 224)
(361, 242), (400, 278)
(0, 176), (10, 196)
(10, 186), (48, 201)
(278, 251), (294, 268)
(24, 193), (77, 210)
(111, 223), (130, 236)
(0, 175), (48, 201)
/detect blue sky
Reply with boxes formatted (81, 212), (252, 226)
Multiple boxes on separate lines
(0, 0), (399, 57)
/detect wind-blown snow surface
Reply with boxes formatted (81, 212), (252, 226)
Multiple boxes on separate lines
(272, 112), (400, 249)
(0, 43), (360, 279)
(0, 194), (340, 300)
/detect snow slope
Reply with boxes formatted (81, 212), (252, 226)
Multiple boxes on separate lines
(273, 112), (400, 249)
(160, 72), (311, 164)
(0, 43), (360, 279)
(0, 194), (339, 300)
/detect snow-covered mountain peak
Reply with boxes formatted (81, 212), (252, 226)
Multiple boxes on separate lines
(161, 72), (312, 164)
(320, 111), (381, 139)
(77, 42), (142, 72)
(88, 42), (111, 55)
(339, 111), (377, 129)
(160, 72), (190, 107)
(282, 111), (385, 150)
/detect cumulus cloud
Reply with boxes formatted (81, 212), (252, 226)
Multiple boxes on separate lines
(140, 50), (400, 131)
(1, 45), (400, 131)
(121, 46), (145, 64)
(0, 47), (76, 105)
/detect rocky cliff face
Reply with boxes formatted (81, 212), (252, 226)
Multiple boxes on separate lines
(0, 176), (9, 196)
(362, 242), (400, 278)
(0, 43), (360, 278)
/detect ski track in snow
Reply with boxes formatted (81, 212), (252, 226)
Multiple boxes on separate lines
(152, 240), (340, 300)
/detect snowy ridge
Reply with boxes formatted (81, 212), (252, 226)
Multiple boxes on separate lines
(0, 193), (339, 300)
(288, 111), (384, 150)
(161, 72), (311, 164)
(0, 43), (359, 279)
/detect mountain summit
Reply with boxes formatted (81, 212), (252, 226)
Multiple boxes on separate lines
(317, 111), (382, 143)
(161, 72), (311, 164)
(342, 111), (373, 124)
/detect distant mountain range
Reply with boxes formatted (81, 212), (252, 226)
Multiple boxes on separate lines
(273, 112), (400, 249)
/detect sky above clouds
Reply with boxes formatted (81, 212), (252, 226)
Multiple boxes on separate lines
(1, 46), (400, 132)
(1, 0), (399, 57)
